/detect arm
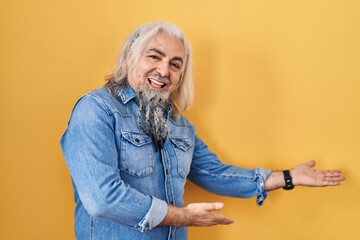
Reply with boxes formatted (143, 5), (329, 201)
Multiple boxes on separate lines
(187, 136), (272, 205)
(264, 160), (345, 191)
(60, 95), (167, 231)
(159, 160), (345, 227)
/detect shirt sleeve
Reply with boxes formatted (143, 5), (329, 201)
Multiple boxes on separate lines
(188, 136), (272, 206)
(60, 94), (167, 231)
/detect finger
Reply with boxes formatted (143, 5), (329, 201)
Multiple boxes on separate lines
(322, 180), (341, 186)
(306, 160), (316, 168)
(325, 171), (342, 177)
(318, 170), (343, 178)
(319, 175), (346, 186)
(212, 213), (234, 225)
(324, 175), (346, 182)
(203, 202), (224, 211)
(187, 202), (224, 211)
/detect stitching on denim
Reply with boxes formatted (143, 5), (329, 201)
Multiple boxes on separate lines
(163, 148), (176, 205)
(169, 137), (193, 151)
(120, 130), (155, 178)
(86, 93), (112, 115)
(88, 92), (131, 117)
(169, 138), (192, 179)
(190, 165), (255, 178)
(90, 216), (94, 240)
(169, 116), (194, 127)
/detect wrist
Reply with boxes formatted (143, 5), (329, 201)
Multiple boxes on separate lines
(159, 205), (185, 226)
(282, 170), (295, 190)
(264, 171), (286, 191)
(289, 169), (299, 186)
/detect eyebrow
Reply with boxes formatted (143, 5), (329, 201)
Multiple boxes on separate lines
(147, 48), (183, 63)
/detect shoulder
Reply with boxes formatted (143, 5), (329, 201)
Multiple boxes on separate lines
(168, 114), (196, 140)
(73, 87), (130, 117)
(169, 114), (194, 129)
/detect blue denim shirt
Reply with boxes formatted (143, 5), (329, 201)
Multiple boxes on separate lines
(60, 85), (272, 240)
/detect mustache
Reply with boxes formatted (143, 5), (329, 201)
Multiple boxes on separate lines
(137, 83), (170, 101)
(145, 73), (170, 84)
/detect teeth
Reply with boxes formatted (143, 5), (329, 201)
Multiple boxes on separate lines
(149, 78), (165, 87)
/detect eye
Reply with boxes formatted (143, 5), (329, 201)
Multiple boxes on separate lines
(148, 55), (161, 60)
(170, 62), (181, 71)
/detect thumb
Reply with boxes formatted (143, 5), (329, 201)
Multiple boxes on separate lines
(306, 160), (316, 168)
(210, 202), (224, 211)
(191, 202), (224, 211)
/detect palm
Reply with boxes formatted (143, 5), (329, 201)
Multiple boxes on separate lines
(292, 160), (345, 187)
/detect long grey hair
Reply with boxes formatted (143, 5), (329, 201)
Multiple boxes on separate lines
(105, 22), (194, 117)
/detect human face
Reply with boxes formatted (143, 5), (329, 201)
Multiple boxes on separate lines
(128, 32), (185, 95)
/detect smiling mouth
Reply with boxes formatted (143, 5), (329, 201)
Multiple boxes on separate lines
(148, 78), (167, 89)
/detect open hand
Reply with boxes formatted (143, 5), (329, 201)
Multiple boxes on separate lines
(183, 202), (234, 226)
(291, 160), (345, 187)
(160, 202), (233, 227)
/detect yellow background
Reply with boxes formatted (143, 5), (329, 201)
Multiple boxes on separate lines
(1, 0), (359, 239)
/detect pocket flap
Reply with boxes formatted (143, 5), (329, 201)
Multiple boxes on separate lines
(121, 130), (152, 147)
(170, 137), (192, 151)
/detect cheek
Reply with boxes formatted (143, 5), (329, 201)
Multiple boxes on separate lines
(132, 66), (147, 81)
(127, 68), (146, 90)
(171, 74), (182, 88)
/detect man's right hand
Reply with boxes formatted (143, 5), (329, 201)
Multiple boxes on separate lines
(159, 202), (234, 227)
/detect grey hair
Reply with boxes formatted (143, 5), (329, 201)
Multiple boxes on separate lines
(105, 22), (194, 116)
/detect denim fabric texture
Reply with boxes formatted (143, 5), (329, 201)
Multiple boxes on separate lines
(60, 85), (272, 240)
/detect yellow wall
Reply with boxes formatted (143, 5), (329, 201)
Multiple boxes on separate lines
(0, 0), (359, 239)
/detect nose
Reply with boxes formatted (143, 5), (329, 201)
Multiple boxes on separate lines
(156, 62), (170, 77)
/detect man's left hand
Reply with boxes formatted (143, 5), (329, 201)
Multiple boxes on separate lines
(291, 160), (345, 187)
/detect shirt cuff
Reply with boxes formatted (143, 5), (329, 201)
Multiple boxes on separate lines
(254, 167), (272, 206)
(134, 196), (168, 232)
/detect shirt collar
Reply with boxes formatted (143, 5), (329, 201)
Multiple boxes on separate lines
(119, 84), (137, 104)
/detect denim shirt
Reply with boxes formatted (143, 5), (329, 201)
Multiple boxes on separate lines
(60, 85), (272, 240)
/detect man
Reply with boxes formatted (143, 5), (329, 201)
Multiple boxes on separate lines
(60, 22), (345, 240)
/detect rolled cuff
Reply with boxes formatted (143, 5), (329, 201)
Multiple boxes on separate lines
(134, 197), (168, 232)
(254, 167), (272, 206)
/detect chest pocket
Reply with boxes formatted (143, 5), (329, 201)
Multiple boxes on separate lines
(120, 130), (154, 178)
(170, 137), (193, 179)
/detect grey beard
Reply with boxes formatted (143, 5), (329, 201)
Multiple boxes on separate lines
(136, 87), (170, 151)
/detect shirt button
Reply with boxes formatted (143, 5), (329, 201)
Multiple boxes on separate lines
(165, 169), (169, 175)
(135, 138), (140, 143)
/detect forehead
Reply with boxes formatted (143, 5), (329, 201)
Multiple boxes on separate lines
(145, 32), (185, 59)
